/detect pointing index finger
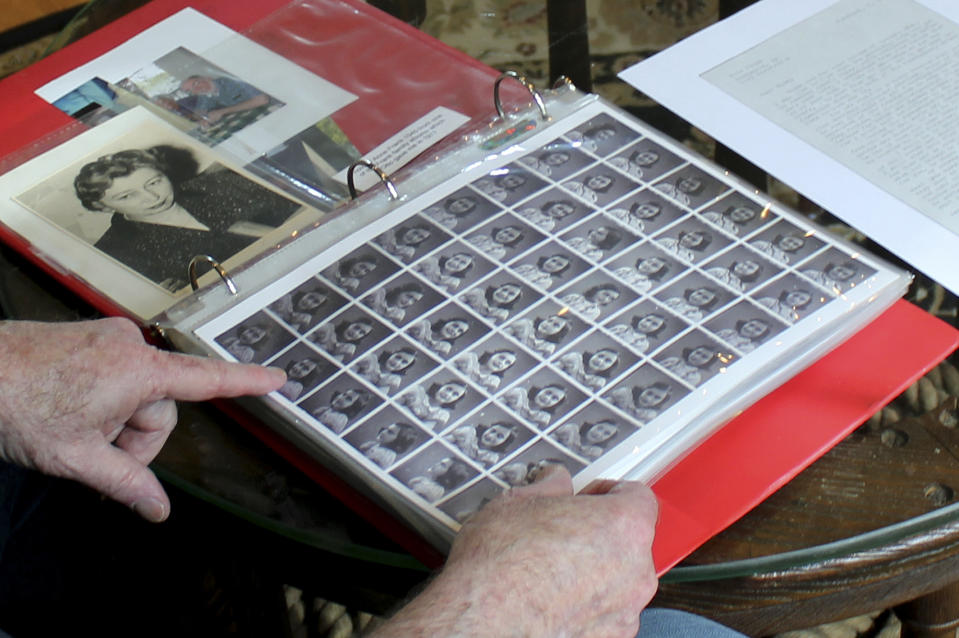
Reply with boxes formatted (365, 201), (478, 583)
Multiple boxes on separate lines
(148, 350), (286, 401)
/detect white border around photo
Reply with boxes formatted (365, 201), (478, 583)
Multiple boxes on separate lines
(36, 8), (357, 164)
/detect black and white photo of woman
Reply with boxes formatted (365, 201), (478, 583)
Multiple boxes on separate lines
(72, 144), (302, 290)
(216, 313), (293, 364)
(274, 353), (331, 402)
(453, 341), (529, 391)
(268, 282), (341, 334)
(346, 420), (425, 469)
(309, 312), (385, 362)
(304, 383), (377, 435)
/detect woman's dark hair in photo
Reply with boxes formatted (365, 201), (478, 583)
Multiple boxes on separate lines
(592, 227), (622, 252)
(380, 423), (420, 454)
(434, 460), (472, 490)
(330, 388), (373, 419)
(74, 145), (199, 211)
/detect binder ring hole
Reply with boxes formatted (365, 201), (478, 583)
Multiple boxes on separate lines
(347, 160), (398, 200)
(494, 70), (548, 121)
(189, 255), (237, 295)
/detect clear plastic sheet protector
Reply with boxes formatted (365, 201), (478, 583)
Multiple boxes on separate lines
(166, 86), (911, 551)
(0, 0), (522, 321)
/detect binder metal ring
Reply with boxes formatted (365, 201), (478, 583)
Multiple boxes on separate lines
(552, 75), (576, 91)
(188, 254), (238, 295)
(494, 70), (548, 121)
(347, 160), (398, 200)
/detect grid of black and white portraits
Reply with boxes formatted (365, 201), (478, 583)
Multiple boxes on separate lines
(215, 110), (878, 527)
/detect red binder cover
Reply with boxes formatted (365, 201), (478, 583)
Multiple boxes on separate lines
(0, 0), (956, 574)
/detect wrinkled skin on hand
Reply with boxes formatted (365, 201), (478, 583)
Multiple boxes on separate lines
(0, 318), (285, 522)
(373, 465), (659, 638)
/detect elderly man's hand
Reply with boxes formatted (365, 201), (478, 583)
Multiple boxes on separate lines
(373, 465), (659, 638)
(0, 318), (285, 522)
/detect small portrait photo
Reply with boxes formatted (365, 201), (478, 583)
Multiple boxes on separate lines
(322, 249), (399, 296)
(350, 337), (436, 396)
(508, 243), (589, 291)
(606, 138), (683, 182)
(269, 343), (337, 402)
(653, 165), (729, 210)
(374, 216), (451, 264)
(452, 334), (535, 392)
(654, 272), (736, 323)
(438, 479), (505, 524)
(503, 301), (586, 358)
(216, 312), (294, 364)
(518, 141), (594, 181)
(118, 47), (284, 142)
(553, 331), (639, 391)
(701, 247), (780, 294)
(753, 274), (832, 324)
(514, 189), (593, 233)
(459, 275), (536, 325)
(392, 443), (478, 503)
(422, 187), (501, 231)
(653, 219), (730, 265)
(396, 373), (483, 431)
(557, 274), (636, 322)
(444, 406), (534, 467)
(52, 77), (123, 122)
(406, 304), (488, 358)
(564, 113), (640, 158)
(748, 221), (824, 266)
(267, 278), (345, 334)
(492, 441), (586, 487)
(799, 248), (876, 294)
(605, 243), (682, 294)
(604, 299), (686, 355)
(602, 189), (686, 236)
(604, 366), (687, 424)
(299, 373), (382, 435)
(361, 273), (443, 327)
(344, 408), (430, 470)
(561, 168), (640, 207)
(307, 308), (389, 363)
(17, 127), (307, 293)
(412, 243), (492, 294)
(698, 192), (775, 237)
(653, 331), (737, 387)
(549, 404), (639, 461)
(498, 369), (588, 430)
(559, 220), (636, 263)
(471, 165), (547, 207)
(464, 217), (545, 262)
(705, 302), (788, 353)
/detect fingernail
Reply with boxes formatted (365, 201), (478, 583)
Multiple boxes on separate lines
(133, 498), (167, 522)
(266, 366), (288, 380)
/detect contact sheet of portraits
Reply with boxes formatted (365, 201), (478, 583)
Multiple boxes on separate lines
(197, 98), (909, 542)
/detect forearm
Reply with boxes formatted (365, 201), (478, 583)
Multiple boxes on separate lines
(367, 568), (538, 638)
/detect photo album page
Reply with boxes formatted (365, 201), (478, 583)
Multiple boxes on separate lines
(194, 99), (908, 538)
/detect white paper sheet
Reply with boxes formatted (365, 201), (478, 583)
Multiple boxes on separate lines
(619, 0), (959, 295)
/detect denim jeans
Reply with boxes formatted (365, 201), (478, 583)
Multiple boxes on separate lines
(638, 608), (748, 638)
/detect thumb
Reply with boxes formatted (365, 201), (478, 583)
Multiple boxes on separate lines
(512, 463), (573, 498)
(75, 445), (171, 522)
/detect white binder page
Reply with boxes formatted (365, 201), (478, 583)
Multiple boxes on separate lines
(619, 0), (959, 295)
